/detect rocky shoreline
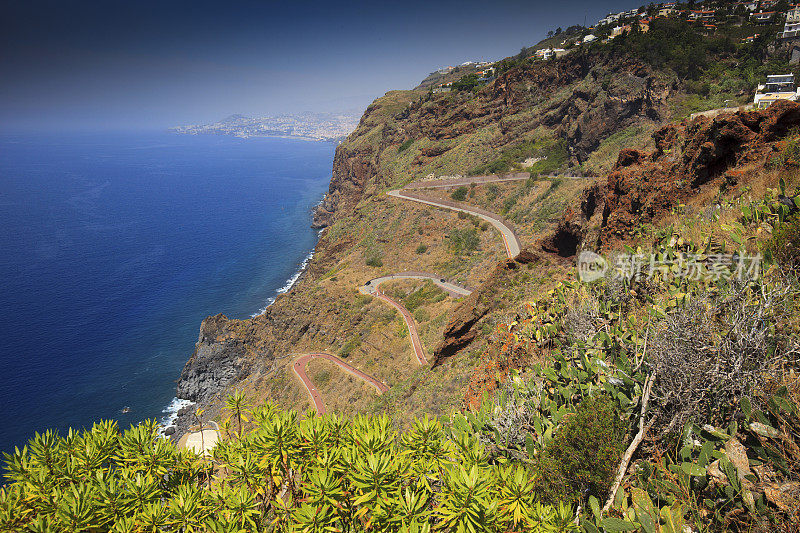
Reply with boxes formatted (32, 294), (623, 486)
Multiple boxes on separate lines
(168, 223), (323, 441)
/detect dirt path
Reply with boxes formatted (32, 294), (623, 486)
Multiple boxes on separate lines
(401, 173), (592, 190)
(292, 352), (389, 414)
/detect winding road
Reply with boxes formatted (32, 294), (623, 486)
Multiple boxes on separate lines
(359, 272), (472, 298)
(292, 178), (527, 413)
(387, 189), (521, 258)
(292, 352), (389, 414)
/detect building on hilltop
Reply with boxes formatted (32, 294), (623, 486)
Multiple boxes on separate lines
(597, 12), (622, 26)
(688, 9), (716, 21)
(753, 74), (800, 108)
(751, 10), (777, 23)
(609, 24), (631, 39)
(533, 48), (568, 60)
(735, 1), (759, 12)
(658, 2), (677, 16)
(780, 5), (800, 39)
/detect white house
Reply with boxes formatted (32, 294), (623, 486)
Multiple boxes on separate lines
(781, 5), (800, 38)
(751, 10), (777, 23)
(735, 1), (759, 12)
(753, 74), (800, 108)
(583, 34), (598, 43)
(597, 12), (622, 26)
(659, 3), (677, 16)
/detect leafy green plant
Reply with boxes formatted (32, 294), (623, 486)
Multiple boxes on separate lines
(1, 407), (584, 532)
(763, 213), (800, 272)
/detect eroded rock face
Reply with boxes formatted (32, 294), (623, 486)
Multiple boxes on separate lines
(432, 251), (541, 366)
(540, 211), (584, 258)
(176, 314), (251, 402)
(314, 52), (674, 229)
(600, 101), (800, 246)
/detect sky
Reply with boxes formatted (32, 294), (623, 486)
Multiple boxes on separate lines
(0, 0), (644, 131)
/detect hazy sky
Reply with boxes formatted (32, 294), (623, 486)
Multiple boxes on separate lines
(1, 0), (643, 130)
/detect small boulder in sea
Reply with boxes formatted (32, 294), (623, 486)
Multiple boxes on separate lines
(163, 426), (176, 436)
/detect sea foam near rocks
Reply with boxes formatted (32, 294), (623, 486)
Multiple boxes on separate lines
(251, 247), (316, 317)
(158, 397), (194, 435)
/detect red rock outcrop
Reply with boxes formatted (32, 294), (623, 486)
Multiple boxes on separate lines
(600, 100), (800, 246)
(432, 249), (540, 366)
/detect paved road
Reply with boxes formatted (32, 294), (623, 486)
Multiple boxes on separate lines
(359, 273), (470, 366)
(293, 352), (389, 414)
(373, 289), (427, 365)
(359, 272), (472, 298)
(387, 189), (521, 258)
(403, 173), (531, 189)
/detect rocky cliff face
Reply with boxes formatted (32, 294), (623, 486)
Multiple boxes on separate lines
(599, 100), (800, 245)
(312, 51), (676, 228)
(175, 314), (254, 402)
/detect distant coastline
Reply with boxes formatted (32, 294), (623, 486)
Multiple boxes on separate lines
(179, 132), (338, 143)
(171, 112), (359, 143)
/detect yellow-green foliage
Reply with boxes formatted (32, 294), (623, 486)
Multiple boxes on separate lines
(1, 410), (579, 532)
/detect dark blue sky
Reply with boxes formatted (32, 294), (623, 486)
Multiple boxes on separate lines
(1, 0), (642, 130)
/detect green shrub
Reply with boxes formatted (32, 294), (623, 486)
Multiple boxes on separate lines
(354, 293), (372, 309)
(486, 184), (499, 202)
(451, 186), (469, 201)
(535, 395), (626, 505)
(339, 337), (361, 357)
(398, 139), (414, 152)
(413, 308), (430, 322)
(451, 73), (481, 92)
(502, 194), (519, 214)
(415, 244), (428, 254)
(470, 138), (567, 177)
(766, 128), (800, 169)
(447, 227), (480, 254)
(402, 280), (447, 312)
(763, 213), (800, 272)
(366, 255), (383, 267)
(314, 369), (331, 384)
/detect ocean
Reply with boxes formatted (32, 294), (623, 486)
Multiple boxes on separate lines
(0, 131), (334, 454)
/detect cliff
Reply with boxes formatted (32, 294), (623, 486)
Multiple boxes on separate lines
(171, 43), (750, 432)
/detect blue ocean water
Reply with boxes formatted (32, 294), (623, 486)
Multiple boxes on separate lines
(0, 131), (334, 454)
